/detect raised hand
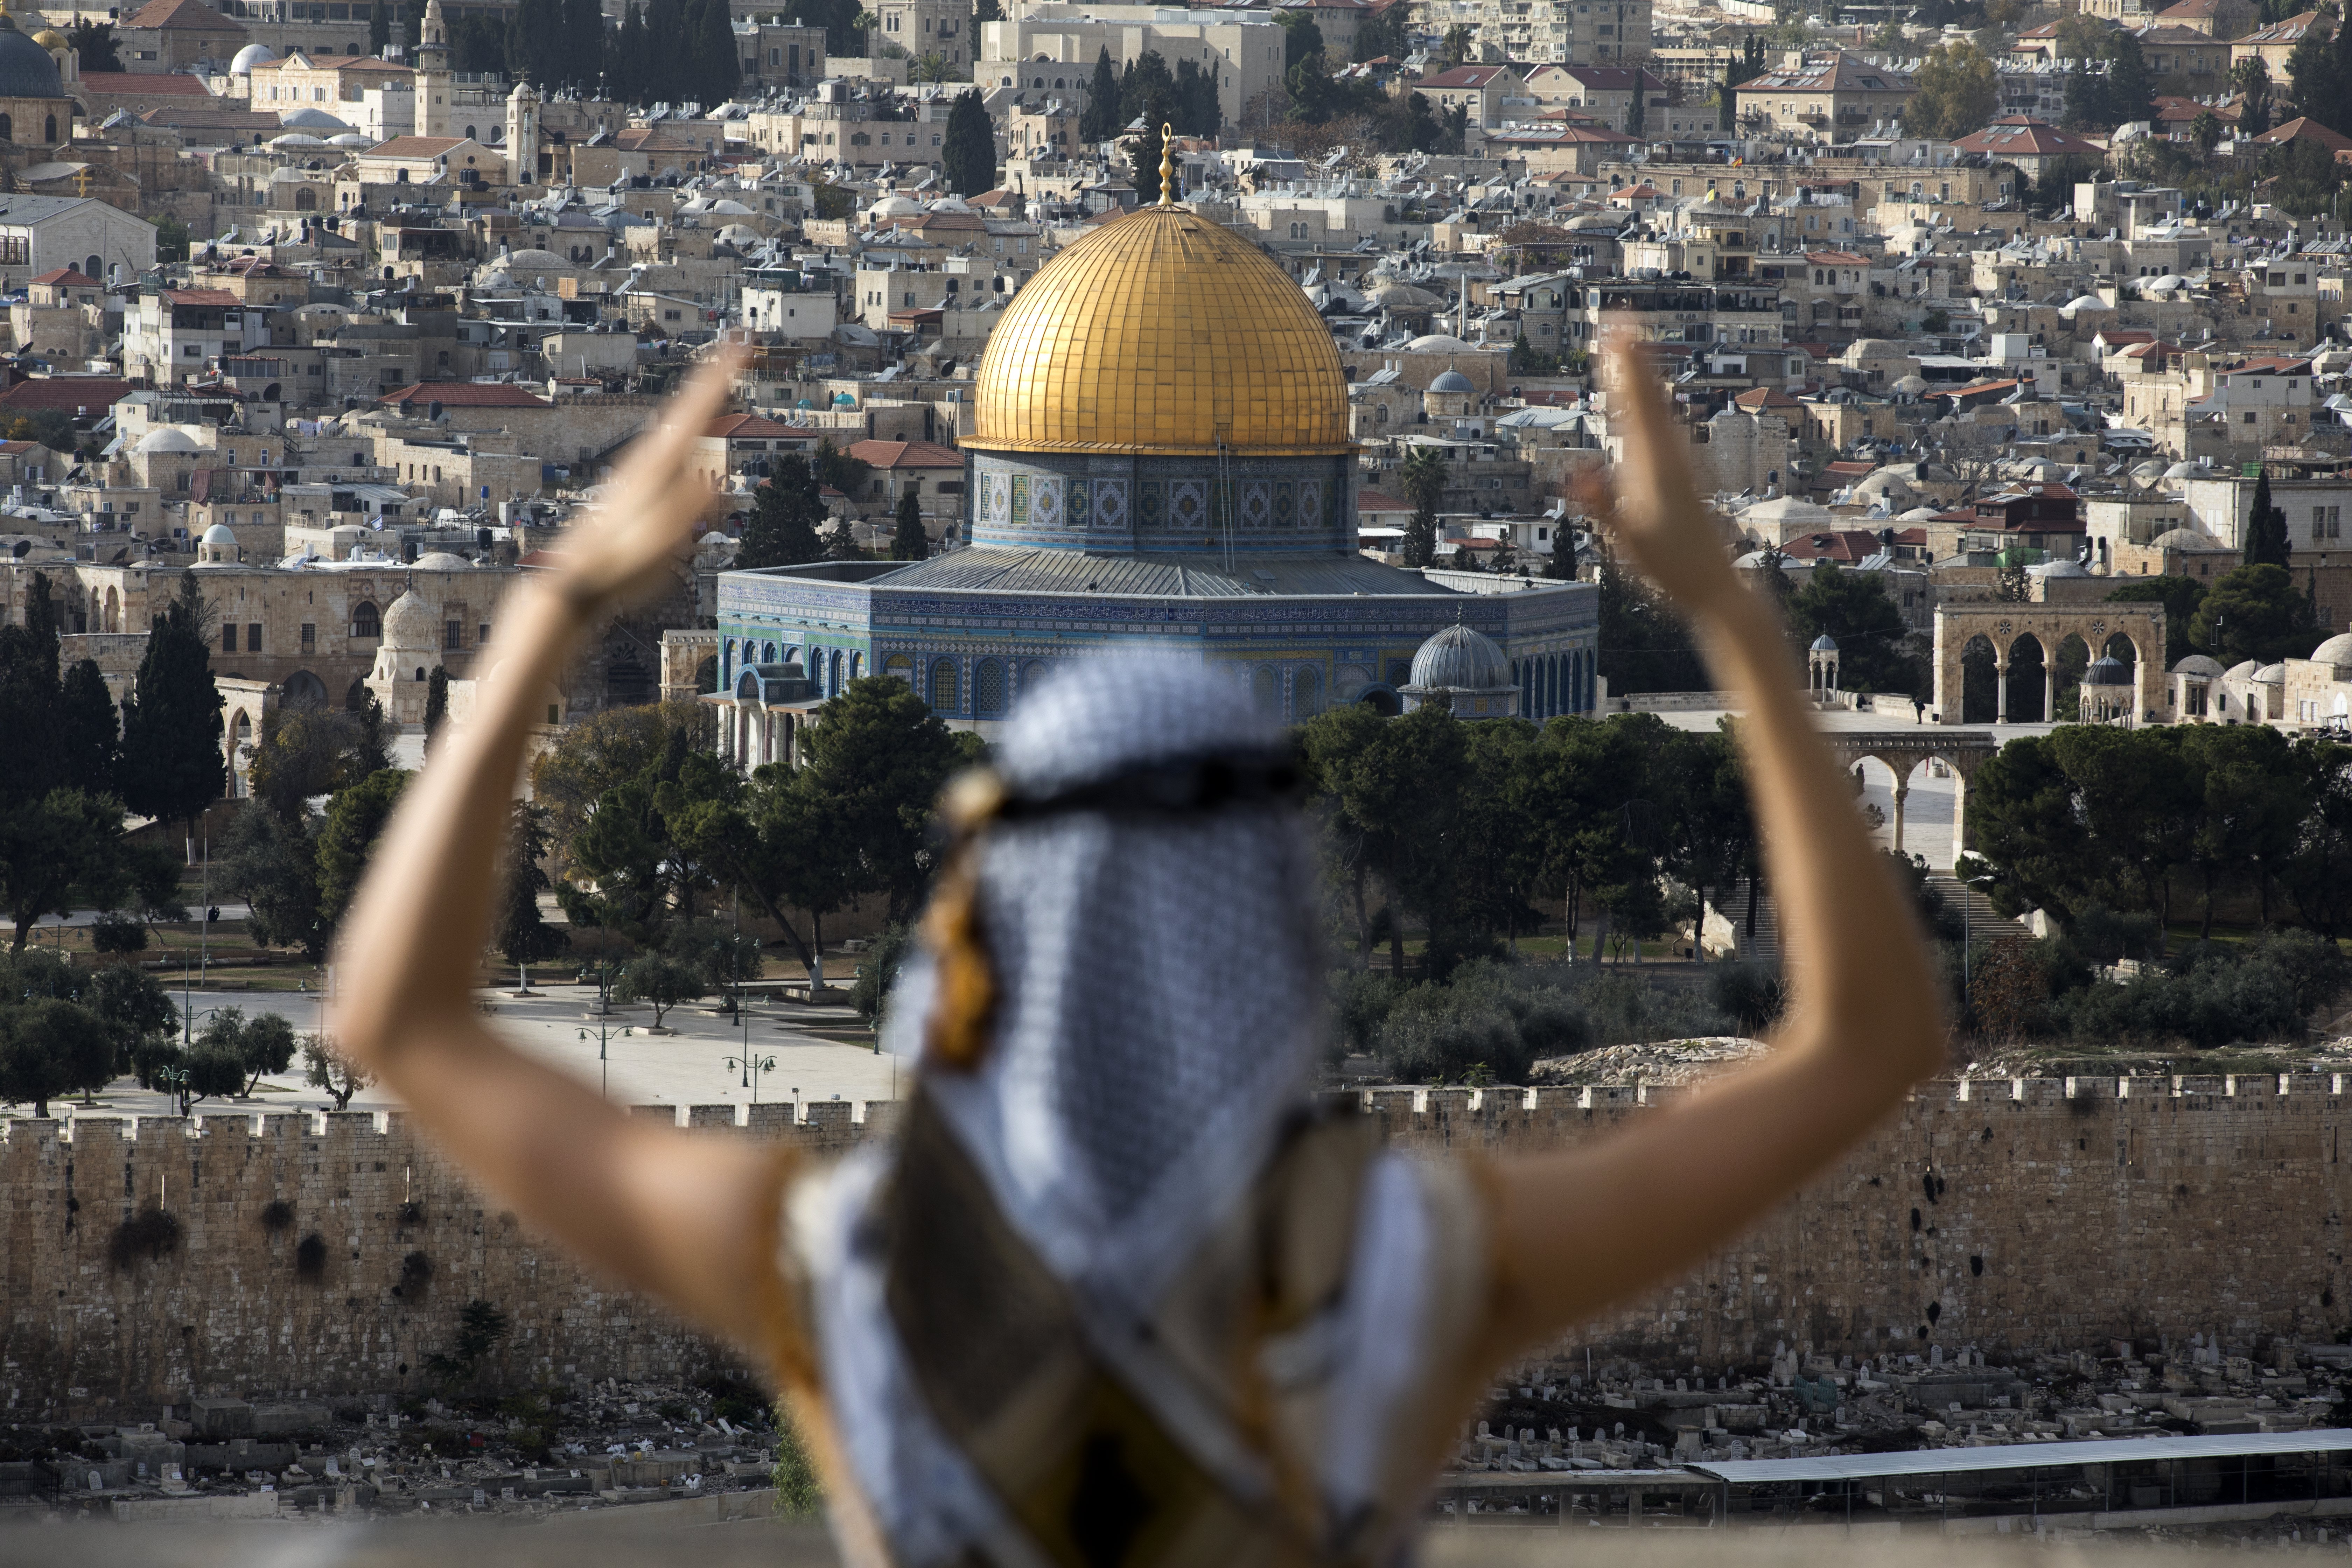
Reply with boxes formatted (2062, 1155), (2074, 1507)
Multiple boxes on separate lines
(1582, 327), (1742, 615)
(548, 338), (749, 616)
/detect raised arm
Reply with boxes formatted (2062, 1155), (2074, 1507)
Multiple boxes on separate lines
(1475, 330), (1945, 1359)
(327, 345), (791, 1354)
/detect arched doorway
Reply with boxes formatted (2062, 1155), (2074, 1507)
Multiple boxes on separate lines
(282, 670), (328, 710)
(1359, 685), (1402, 717)
(2052, 634), (2091, 722)
(2005, 633), (2047, 724)
(1960, 636), (1998, 724)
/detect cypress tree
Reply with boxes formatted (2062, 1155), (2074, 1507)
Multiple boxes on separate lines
(119, 572), (226, 844)
(56, 658), (119, 796)
(1080, 46), (1118, 141)
(891, 486), (930, 560)
(943, 88), (995, 196)
(370, 0), (391, 55)
(691, 0), (741, 104)
(0, 569), (61, 807)
(1128, 95), (1170, 201)
(645, 0), (683, 102)
(2245, 471), (2291, 568)
(423, 666), (450, 752)
(563, 0), (604, 90)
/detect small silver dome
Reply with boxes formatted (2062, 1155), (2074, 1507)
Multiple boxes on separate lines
(1408, 621), (1511, 692)
(1809, 633), (1839, 652)
(1428, 369), (1478, 395)
(2083, 655), (2133, 686)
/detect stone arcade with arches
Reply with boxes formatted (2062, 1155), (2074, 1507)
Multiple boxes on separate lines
(710, 203), (1596, 743)
(1932, 603), (2166, 726)
(1821, 728), (1999, 869)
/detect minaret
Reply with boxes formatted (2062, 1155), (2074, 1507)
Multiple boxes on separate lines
(505, 79), (539, 188)
(414, 0), (450, 137)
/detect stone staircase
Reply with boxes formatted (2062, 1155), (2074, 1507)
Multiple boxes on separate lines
(1926, 874), (2034, 945)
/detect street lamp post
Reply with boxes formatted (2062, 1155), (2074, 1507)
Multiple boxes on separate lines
(727, 1051), (779, 1105)
(579, 1020), (619, 1099)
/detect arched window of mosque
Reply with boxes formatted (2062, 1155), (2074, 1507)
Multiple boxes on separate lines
(763, 641), (778, 664)
(830, 648), (845, 694)
(851, 652), (865, 680)
(1293, 667), (1323, 719)
(1022, 659), (1047, 691)
(352, 601), (381, 638)
(883, 653), (913, 686)
(1251, 664), (1280, 715)
(975, 659), (1006, 717)
(929, 659), (959, 714)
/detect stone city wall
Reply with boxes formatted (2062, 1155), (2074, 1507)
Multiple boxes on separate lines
(2, 1074), (2343, 1416)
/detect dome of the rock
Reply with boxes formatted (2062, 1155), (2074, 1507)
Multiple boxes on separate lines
(969, 204), (1350, 457)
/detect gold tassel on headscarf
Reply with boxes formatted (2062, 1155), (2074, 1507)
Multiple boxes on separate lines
(921, 769), (1007, 1071)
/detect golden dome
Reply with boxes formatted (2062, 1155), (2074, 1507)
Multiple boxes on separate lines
(30, 27), (64, 49)
(970, 205), (1351, 457)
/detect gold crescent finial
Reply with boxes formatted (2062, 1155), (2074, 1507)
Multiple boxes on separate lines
(1158, 122), (1175, 206)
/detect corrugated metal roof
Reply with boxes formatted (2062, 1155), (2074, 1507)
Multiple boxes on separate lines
(1691, 1429), (2352, 1485)
(872, 548), (1460, 599)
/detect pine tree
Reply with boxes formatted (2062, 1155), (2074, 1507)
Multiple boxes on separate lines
(822, 513), (863, 560)
(56, 658), (119, 797)
(1080, 47), (1118, 142)
(943, 88), (995, 196)
(119, 572), (226, 842)
(891, 486), (930, 560)
(738, 456), (827, 568)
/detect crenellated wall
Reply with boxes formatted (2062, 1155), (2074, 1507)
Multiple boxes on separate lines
(5, 1075), (2346, 1416)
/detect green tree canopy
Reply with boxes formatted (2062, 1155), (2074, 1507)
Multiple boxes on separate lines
(2190, 563), (2316, 665)
(315, 769), (408, 941)
(739, 455), (827, 568)
(1783, 560), (1925, 696)
(1904, 40), (2000, 139)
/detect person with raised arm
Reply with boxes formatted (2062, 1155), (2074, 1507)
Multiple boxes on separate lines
(329, 329), (1943, 1568)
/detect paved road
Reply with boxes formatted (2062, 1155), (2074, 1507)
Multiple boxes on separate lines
(7, 985), (906, 1123)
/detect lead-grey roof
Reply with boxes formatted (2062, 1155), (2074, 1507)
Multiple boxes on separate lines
(868, 548), (1461, 598)
(1691, 1428), (2352, 1485)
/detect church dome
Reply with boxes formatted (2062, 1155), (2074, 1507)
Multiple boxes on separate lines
(1407, 621), (1511, 692)
(1428, 369), (1477, 395)
(0, 12), (64, 99)
(970, 205), (1350, 457)
(382, 589), (437, 646)
(201, 522), (237, 545)
(30, 27), (63, 50)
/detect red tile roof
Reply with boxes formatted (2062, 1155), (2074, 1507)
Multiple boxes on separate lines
(705, 413), (809, 439)
(31, 267), (98, 287)
(161, 288), (239, 306)
(843, 438), (961, 469)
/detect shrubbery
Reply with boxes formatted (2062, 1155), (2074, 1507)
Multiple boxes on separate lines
(1335, 960), (1740, 1084)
